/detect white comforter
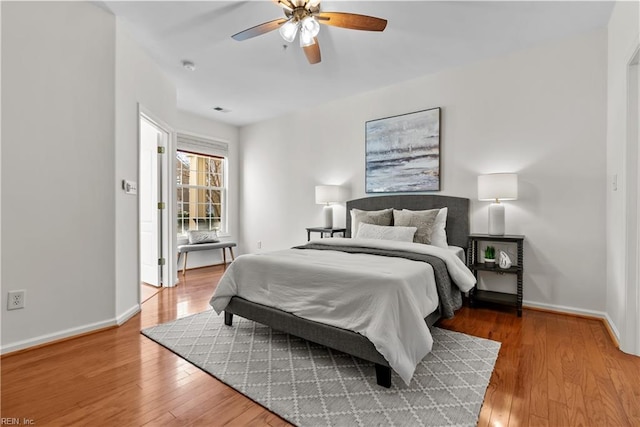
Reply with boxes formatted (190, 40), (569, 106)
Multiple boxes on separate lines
(210, 238), (476, 385)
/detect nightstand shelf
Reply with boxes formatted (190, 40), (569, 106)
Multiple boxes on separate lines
(468, 234), (525, 317)
(473, 289), (518, 305)
(470, 264), (521, 274)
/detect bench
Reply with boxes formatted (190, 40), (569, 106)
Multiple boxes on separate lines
(177, 242), (236, 275)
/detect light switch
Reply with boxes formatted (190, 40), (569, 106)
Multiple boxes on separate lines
(122, 179), (137, 195)
(613, 174), (618, 191)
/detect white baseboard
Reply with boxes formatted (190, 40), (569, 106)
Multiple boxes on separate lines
(523, 300), (620, 342)
(1, 317), (117, 355)
(523, 299), (608, 319)
(1, 304), (142, 355)
(117, 304), (141, 325)
(169, 275), (179, 287)
(603, 312), (621, 341)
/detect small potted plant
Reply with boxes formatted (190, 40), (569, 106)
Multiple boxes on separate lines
(484, 246), (496, 268)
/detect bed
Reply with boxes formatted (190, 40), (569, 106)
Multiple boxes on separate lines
(210, 194), (473, 388)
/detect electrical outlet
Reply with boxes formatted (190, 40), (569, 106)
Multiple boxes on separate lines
(7, 290), (25, 310)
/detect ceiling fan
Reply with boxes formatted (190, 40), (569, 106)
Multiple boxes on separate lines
(231, 0), (387, 65)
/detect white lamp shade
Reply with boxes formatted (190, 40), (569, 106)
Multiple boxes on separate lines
(478, 173), (518, 201)
(279, 19), (298, 43)
(299, 27), (315, 47)
(301, 16), (320, 37)
(315, 185), (348, 204)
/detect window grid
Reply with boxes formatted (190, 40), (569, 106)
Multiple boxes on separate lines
(176, 151), (226, 235)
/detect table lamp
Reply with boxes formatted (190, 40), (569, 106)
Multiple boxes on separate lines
(315, 185), (347, 228)
(478, 173), (518, 235)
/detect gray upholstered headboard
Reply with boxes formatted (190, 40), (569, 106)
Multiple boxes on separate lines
(346, 195), (470, 249)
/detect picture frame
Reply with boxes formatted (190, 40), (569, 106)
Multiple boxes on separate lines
(365, 107), (441, 193)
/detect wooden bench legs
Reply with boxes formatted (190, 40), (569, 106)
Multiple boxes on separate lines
(180, 246), (236, 276)
(182, 252), (188, 275)
(222, 246), (235, 266)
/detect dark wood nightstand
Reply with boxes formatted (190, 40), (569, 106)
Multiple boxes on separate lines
(467, 234), (525, 316)
(306, 227), (347, 241)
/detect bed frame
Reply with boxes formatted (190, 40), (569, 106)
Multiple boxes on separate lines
(224, 194), (470, 387)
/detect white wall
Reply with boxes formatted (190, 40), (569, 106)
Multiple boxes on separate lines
(114, 20), (177, 317)
(0, 2), (237, 352)
(174, 111), (240, 273)
(1, 2), (116, 351)
(606, 1), (640, 352)
(115, 22), (240, 309)
(240, 29), (608, 315)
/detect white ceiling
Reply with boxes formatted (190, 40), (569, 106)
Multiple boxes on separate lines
(102, 1), (614, 126)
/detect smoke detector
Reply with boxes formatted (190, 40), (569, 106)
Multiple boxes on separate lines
(182, 60), (196, 71)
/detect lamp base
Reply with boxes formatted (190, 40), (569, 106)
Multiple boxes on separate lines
(323, 205), (333, 229)
(488, 203), (505, 235)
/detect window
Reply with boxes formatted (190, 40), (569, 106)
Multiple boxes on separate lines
(176, 133), (229, 237)
(176, 150), (226, 235)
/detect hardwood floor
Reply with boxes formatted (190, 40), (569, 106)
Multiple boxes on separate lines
(439, 308), (640, 426)
(141, 283), (162, 304)
(2, 266), (639, 426)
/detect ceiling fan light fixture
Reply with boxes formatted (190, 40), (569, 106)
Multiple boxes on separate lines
(279, 19), (298, 43)
(277, 0), (293, 12)
(301, 16), (320, 37)
(299, 27), (315, 47)
(306, 0), (321, 9)
(232, 0), (387, 65)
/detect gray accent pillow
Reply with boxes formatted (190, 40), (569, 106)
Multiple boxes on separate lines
(355, 223), (417, 242)
(188, 230), (219, 244)
(393, 208), (439, 245)
(350, 208), (393, 237)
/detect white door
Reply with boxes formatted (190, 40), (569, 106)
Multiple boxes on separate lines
(140, 118), (161, 287)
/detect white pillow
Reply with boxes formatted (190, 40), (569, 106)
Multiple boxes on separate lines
(350, 208), (393, 237)
(188, 230), (219, 244)
(356, 223), (417, 242)
(430, 207), (449, 248)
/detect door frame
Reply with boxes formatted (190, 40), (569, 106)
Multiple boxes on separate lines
(138, 105), (176, 294)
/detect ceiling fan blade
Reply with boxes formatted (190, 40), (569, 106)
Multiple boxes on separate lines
(231, 18), (287, 41)
(316, 12), (387, 32)
(303, 38), (321, 64)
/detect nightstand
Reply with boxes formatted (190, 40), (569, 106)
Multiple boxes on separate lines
(306, 227), (347, 241)
(467, 234), (525, 316)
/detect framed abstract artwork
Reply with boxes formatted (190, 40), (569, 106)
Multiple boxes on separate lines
(365, 107), (441, 193)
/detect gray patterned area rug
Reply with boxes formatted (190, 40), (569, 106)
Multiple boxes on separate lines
(142, 310), (500, 427)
